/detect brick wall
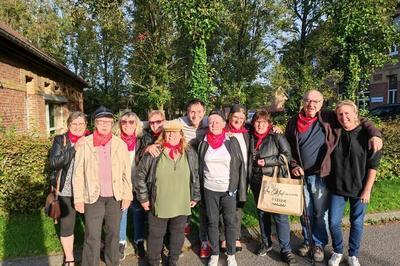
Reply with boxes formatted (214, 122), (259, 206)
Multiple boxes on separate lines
(0, 88), (26, 133)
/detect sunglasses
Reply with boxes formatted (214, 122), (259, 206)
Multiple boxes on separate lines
(149, 120), (163, 125)
(121, 120), (136, 125)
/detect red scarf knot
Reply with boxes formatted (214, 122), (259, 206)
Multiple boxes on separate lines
(206, 128), (227, 149)
(120, 131), (137, 151)
(254, 125), (272, 150)
(228, 123), (248, 134)
(163, 142), (182, 160)
(93, 130), (112, 147)
(296, 111), (318, 133)
(67, 131), (84, 144)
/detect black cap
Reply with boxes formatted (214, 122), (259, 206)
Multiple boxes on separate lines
(229, 103), (246, 115)
(208, 109), (226, 121)
(93, 106), (114, 119)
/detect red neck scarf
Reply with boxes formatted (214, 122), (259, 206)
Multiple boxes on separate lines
(297, 111), (318, 133)
(163, 142), (182, 160)
(254, 125), (272, 150)
(67, 131), (83, 144)
(206, 128), (227, 149)
(93, 130), (112, 147)
(120, 131), (137, 151)
(228, 123), (248, 134)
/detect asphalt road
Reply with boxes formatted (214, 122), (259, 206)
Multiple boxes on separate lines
(2, 222), (399, 265)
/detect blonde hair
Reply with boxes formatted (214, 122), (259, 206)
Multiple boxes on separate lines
(155, 129), (188, 152)
(335, 100), (360, 124)
(114, 110), (143, 137)
(148, 109), (165, 120)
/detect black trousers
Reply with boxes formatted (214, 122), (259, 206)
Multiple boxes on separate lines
(59, 196), (76, 237)
(204, 188), (237, 255)
(82, 197), (122, 266)
(147, 212), (187, 266)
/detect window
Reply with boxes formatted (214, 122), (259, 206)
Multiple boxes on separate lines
(388, 75), (398, 104)
(390, 44), (398, 56)
(46, 102), (56, 135)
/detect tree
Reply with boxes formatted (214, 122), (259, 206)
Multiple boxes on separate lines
(161, 0), (226, 105)
(328, 0), (400, 100)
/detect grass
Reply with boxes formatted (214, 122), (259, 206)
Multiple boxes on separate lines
(0, 178), (399, 260)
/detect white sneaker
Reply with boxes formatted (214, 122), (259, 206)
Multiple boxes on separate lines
(348, 256), (361, 266)
(328, 252), (343, 266)
(208, 255), (219, 266)
(227, 254), (237, 266)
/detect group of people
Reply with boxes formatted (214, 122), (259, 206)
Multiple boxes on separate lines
(49, 89), (382, 266)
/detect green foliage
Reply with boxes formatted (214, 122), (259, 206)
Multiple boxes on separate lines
(0, 131), (51, 215)
(328, 0), (400, 100)
(377, 120), (400, 180)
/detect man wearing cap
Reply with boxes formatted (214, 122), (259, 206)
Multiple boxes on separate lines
(73, 106), (133, 266)
(135, 120), (200, 266)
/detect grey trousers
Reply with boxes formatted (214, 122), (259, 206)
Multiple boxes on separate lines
(81, 197), (122, 266)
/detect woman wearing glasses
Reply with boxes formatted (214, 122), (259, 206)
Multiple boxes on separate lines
(114, 110), (144, 260)
(138, 110), (165, 157)
(73, 106), (133, 266)
(249, 109), (297, 265)
(49, 111), (88, 266)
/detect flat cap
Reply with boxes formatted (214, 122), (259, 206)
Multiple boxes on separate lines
(163, 120), (184, 132)
(93, 106), (114, 119)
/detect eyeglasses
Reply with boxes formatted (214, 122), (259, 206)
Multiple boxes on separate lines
(254, 120), (268, 125)
(70, 123), (86, 127)
(304, 99), (322, 105)
(120, 120), (136, 126)
(96, 120), (113, 125)
(149, 120), (163, 125)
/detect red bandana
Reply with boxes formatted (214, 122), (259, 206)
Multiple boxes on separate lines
(206, 128), (227, 149)
(67, 131), (83, 144)
(163, 142), (182, 160)
(297, 111), (318, 133)
(228, 123), (248, 134)
(93, 130), (112, 147)
(120, 131), (137, 151)
(254, 125), (272, 150)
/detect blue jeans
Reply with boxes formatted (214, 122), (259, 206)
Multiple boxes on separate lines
(251, 183), (292, 253)
(300, 174), (329, 247)
(119, 199), (146, 244)
(329, 194), (367, 257)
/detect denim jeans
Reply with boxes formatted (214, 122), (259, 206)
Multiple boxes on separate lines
(119, 199), (146, 244)
(251, 182), (292, 253)
(329, 194), (367, 257)
(300, 174), (329, 247)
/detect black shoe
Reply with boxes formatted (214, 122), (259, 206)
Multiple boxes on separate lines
(119, 242), (127, 261)
(256, 242), (272, 256)
(136, 241), (146, 258)
(281, 251), (298, 265)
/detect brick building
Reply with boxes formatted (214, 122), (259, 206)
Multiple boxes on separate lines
(367, 8), (400, 108)
(0, 22), (87, 137)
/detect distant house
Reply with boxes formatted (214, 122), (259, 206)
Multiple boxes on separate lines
(367, 7), (400, 108)
(0, 22), (87, 136)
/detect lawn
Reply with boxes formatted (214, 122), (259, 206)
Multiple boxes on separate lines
(0, 178), (399, 260)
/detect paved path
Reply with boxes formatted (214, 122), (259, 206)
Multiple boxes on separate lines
(2, 220), (400, 266)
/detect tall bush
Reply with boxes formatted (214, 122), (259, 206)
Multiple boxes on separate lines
(0, 131), (51, 215)
(377, 119), (400, 180)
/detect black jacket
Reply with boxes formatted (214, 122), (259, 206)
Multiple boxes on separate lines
(49, 133), (76, 191)
(136, 129), (158, 159)
(249, 132), (293, 184)
(135, 146), (201, 210)
(198, 137), (247, 202)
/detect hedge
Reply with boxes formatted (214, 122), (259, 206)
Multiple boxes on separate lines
(0, 130), (51, 215)
(0, 120), (399, 215)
